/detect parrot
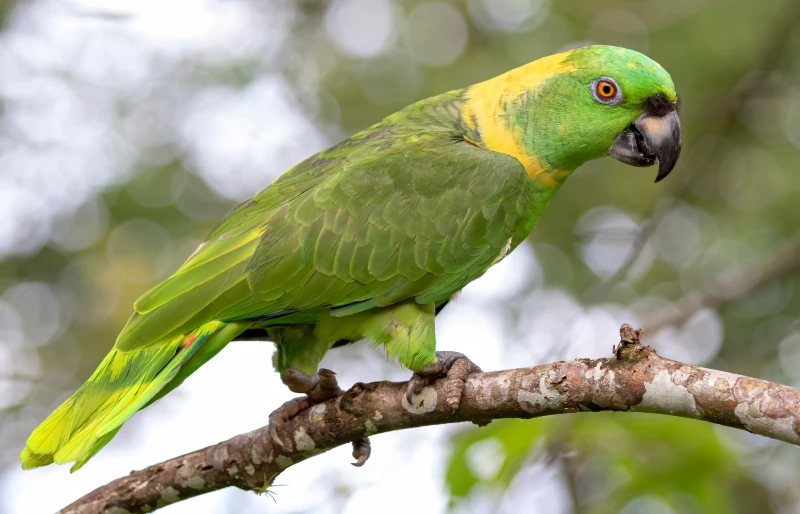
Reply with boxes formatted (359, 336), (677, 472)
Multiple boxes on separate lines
(20, 45), (681, 472)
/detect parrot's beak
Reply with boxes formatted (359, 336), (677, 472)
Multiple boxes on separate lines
(608, 101), (682, 183)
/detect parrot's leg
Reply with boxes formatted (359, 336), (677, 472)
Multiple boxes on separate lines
(405, 351), (482, 410)
(355, 300), (481, 410)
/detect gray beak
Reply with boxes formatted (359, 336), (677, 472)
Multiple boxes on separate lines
(608, 109), (682, 182)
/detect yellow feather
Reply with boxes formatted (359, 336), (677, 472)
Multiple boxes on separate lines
(461, 49), (576, 185)
(20, 321), (227, 471)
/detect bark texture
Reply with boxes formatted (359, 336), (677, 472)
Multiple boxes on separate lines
(61, 325), (800, 514)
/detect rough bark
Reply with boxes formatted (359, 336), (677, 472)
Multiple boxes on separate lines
(61, 325), (800, 514)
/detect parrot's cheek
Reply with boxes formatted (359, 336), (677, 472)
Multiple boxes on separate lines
(608, 110), (682, 183)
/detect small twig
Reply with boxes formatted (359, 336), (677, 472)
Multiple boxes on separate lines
(60, 324), (800, 514)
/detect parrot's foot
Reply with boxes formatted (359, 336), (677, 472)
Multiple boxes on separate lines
(282, 367), (343, 401)
(269, 368), (342, 451)
(268, 396), (313, 452)
(269, 368), (372, 466)
(405, 351), (482, 411)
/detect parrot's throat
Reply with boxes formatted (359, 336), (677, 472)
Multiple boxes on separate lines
(459, 51), (578, 189)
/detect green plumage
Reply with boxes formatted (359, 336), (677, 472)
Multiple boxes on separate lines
(21, 45), (679, 471)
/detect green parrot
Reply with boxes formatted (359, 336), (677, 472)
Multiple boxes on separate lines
(21, 45), (681, 472)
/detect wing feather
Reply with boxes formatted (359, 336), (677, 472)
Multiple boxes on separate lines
(247, 139), (530, 311)
(117, 114), (530, 353)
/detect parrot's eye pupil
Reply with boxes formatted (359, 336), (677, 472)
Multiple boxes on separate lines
(591, 77), (622, 105)
(597, 81), (616, 98)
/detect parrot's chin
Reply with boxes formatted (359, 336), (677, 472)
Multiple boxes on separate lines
(608, 109), (682, 183)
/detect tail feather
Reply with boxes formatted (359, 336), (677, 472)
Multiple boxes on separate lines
(20, 321), (230, 472)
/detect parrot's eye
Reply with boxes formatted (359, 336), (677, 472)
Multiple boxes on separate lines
(591, 77), (622, 105)
(597, 81), (615, 98)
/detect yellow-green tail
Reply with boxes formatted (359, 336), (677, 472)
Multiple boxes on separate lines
(20, 320), (245, 472)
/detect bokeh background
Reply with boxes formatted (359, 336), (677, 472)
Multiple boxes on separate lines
(1, 0), (799, 512)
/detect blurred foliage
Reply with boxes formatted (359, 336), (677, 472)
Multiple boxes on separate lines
(1, 0), (800, 512)
(447, 415), (770, 513)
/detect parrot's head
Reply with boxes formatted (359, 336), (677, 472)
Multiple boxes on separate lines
(463, 45), (681, 184)
(557, 45), (681, 182)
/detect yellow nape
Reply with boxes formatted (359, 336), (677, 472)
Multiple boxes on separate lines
(461, 50), (575, 185)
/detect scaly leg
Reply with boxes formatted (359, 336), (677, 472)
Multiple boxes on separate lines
(405, 351), (482, 410)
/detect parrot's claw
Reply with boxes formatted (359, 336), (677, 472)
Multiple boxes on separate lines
(270, 368), (372, 466)
(405, 351), (481, 411)
(269, 368), (344, 451)
(268, 396), (313, 451)
(351, 437), (371, 467)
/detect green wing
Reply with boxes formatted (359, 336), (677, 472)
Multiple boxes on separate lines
(117, 116), (530, 352)
(246, 137), (530, 312)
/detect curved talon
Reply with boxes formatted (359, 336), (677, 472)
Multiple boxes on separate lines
(268, 396), (312, 450)
(271, 423), (290, 449)
(351, 438), (371, 467)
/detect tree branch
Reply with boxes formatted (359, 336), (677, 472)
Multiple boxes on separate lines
(61, 324), (800, 514)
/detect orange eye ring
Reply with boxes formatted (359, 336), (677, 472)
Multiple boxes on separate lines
(596, 80), (617, 99)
